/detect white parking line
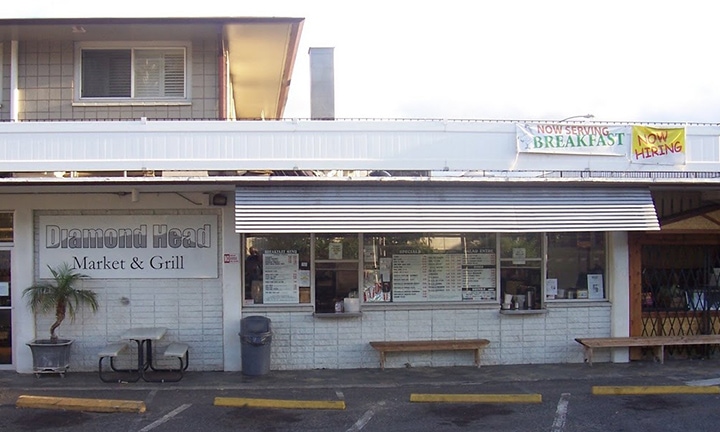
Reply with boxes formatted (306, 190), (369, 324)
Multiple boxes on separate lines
(345, 409), (374, 432)
(686, 377), (720, 387)
(144, 389), (158, 405)
(138, 403), (192, 432)
(550, 393), (570, 432)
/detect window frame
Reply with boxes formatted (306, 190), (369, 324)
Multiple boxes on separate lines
(545, 232), (607, 302)
(314, 233), (361, 313)
(242, 233), (312, 306)
(0, 43), (4, 109)
(0, 213), (12, 245)
(74, 41), (192, 104)
(241, 231), (609, 310)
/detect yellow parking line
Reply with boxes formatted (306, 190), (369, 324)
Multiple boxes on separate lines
(16, 395), (146, 413)
(214, 397), (346, 410)
(410, 393), (542, 403)
(593, 386), (720, 395)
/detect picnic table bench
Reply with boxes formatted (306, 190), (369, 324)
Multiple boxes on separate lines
(575, 335), (720, 366)
(369, 339), (490, 369)
(98, 338), (190, 383)
(98, 342), (134, 383)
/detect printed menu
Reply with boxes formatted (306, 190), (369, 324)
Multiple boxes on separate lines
(262, 250), (299, 303)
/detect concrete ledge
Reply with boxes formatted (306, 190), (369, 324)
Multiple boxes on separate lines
(214, 397), (346, 410)
(410, 393), (542, 403)
(593, 386), (720, 395)
(16, 395), (146, 413)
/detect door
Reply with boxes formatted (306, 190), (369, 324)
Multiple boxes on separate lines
(0, 250), (11, 365)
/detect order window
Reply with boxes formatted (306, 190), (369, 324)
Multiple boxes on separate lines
(314, 234), (359, 313)
(546, 232), (606, 301)
(499, 233), (543, 310)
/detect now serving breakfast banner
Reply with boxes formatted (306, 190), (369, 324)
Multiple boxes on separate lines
(38, 214), (219, 279)
(516, 123), (629, 156)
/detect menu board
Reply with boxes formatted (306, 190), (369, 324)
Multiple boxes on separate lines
(391, 254), (425, 301)
(392, 250), (496, 302)
(462, 252), (497, 300)
(262, 251), (299, 304)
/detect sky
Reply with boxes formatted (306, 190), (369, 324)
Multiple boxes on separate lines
(3, 1), (720, 123)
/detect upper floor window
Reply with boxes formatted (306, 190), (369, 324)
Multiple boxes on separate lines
(76, 43), (189, 101)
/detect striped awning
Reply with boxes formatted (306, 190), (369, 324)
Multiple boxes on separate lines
(235, 185), (659, 233)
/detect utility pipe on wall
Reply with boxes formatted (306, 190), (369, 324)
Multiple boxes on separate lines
(10, 40), (19, 121)
(217, 28), (227, 120)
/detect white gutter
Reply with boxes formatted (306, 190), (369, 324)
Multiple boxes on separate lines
(2, 175), (720, 187)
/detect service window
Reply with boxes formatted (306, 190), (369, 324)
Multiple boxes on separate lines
(314, 234), (359, 313)
(243, 234), (311, 306)
(546, 232), (606, 301)
(499, 233), (543, 310)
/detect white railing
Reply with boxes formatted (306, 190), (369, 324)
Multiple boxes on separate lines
(1, 119), (719, 174)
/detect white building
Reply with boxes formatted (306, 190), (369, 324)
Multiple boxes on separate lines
(1, 16), (719, 374)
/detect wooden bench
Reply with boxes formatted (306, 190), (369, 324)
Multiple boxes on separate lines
(575, 335), (720, 366)
(98, 342), (135, 383)
(369, 339), (490, 370)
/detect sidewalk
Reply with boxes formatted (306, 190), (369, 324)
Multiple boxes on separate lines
(3, 358), (720, 393)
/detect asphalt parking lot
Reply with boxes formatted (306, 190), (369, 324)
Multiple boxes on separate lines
(2, 360), (720, 431)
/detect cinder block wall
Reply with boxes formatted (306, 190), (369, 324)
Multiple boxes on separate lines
(14, 38), (218, 121)
(260, 306), (611, 370)
(31, 209), (224, 372)
(46, 278), (225, 372)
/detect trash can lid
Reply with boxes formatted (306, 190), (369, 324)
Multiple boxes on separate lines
(241, 316), (271, 333)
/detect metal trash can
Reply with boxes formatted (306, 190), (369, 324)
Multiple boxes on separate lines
(239, 316), (272, 376)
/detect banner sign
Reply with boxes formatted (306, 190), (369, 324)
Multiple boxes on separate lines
(631, 126), (686, 165)
(516, 123), (629, 156)
(38, 214), (219, 279)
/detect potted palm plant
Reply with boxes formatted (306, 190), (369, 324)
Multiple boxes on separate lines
(23, 263), (98, 376)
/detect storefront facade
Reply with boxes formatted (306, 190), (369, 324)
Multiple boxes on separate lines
(1, 181), (641, 372)
(5, 118), (719, 373)
(2, 17), (720, 373)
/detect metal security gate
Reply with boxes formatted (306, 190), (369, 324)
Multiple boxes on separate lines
(640, 243), (720, 358)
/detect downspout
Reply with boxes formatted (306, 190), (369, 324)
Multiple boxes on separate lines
(10, 40), (19, 121)
(217, 28), (227, 120)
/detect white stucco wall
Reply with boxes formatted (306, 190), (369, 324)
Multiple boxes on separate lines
(609, 231), (631, 362)
(4, 191), (239, 373)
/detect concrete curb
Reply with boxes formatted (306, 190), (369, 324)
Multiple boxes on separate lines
(592, 386), (720, 395)
(214, 396), (346, 410)
(16, 395), (147, 413)
(410, 393), (543, 403)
